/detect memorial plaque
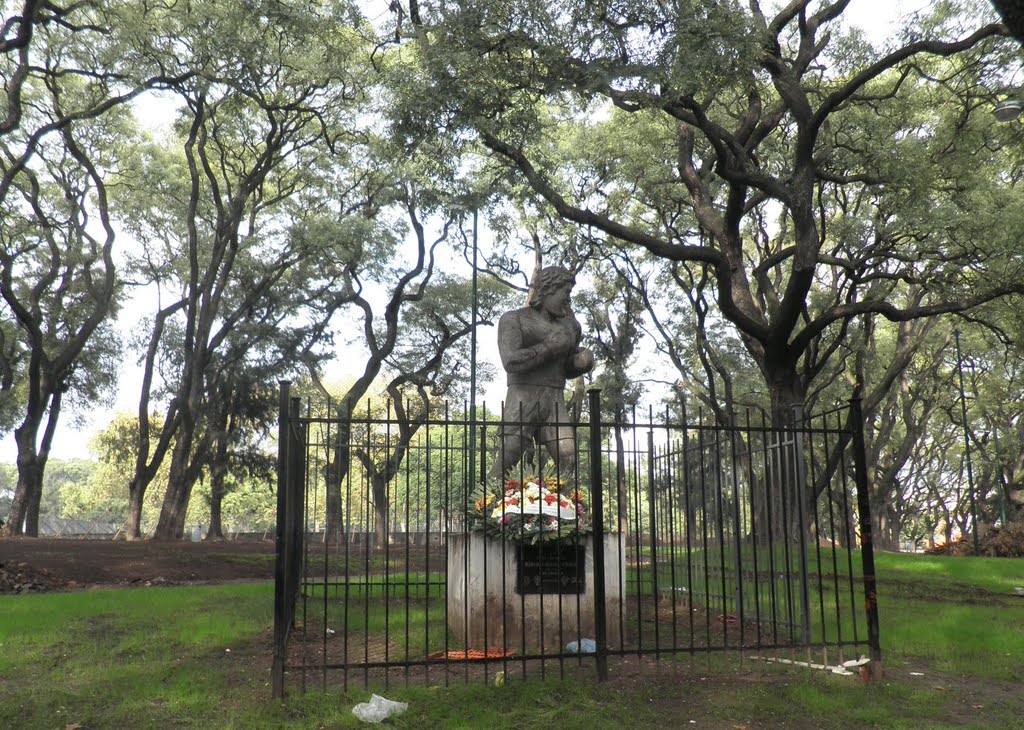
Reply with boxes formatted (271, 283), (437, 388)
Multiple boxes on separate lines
(515, 541), (586, 594)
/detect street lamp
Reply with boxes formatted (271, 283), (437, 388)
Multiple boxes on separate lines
(469, 208), (479, 485)
(452, 204), (480, 487)
(954, 330), (981, 557)
(994, 99), (1023, 123)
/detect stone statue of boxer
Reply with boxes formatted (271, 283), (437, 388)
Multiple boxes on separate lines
(489, 265), (594, 479)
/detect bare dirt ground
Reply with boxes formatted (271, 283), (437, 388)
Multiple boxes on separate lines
(0, 537), (275, 593)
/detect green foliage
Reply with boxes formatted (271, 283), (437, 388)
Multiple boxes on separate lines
(0, 0), (1018, 549)
(38, 460), (93, 518)
(50, 413), (275, 534)
(0, 463), (14, 516)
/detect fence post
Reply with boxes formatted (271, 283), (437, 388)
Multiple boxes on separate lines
(849, 397), (882, 681)
(272, 380), (292, 699)
(646, 427), (659, 647)
(587, 389), (608, 682)
(792, 405), (812, 647)
(288, 396), (304, 618)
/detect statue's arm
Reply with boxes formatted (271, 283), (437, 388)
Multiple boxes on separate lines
(561, 316), (594, 378)
(498, 311), (559, 373)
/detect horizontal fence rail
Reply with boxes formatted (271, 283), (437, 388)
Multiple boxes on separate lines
(272, 383), (880, 696)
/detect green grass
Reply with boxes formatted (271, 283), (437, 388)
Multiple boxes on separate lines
(1, 551), (1023, 728)
(0, 584), (273, 729)
(876, 551), (1024, 681)
(875, 550), (1024, 595)
(631, 543), (870, 648)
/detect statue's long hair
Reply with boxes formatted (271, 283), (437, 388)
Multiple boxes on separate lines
(528, 266), (575, 309)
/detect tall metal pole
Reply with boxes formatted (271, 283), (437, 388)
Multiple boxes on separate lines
(792, 405), (812, 647)
(272, 380), (291, 698)
(954, 330), (981, 556)
(468, 209), (479, 486)
(993, 427), (1009, 525)
(849, 396), (882, 681)
(588, 388), (608, 682)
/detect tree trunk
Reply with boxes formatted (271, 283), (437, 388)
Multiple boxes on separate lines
(614, 423), (629, 535)
(836, 495), (855, 549)
(206, 471), (225, 541)
(325, 428), (348, 544)
(371, 474), (388, 550)
(24, 493), (40, 537)
(126, 480), (146, 540)
(2, 467), (30, 537)
(873, 507), (898, 552)
(761, 361), (811, 543)
(1007, 484), (1024, 523)
(2, 391), (59, 537)
(153, 436), (197, 540)
(4, 456), (45, 537)
(205, 428), (230, 541)
(207, 483), (224, 540)
(766, 365), (806, 429)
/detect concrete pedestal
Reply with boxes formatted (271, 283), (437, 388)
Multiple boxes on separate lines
(446, 532), (624, 652)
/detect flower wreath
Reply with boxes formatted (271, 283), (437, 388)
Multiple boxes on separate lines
(467, 476), (591, 544)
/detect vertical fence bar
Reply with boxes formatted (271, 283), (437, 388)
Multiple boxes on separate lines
(442, 401), (452, 685)
(382, 401), (392, 689)
(342, 410), (353, 693)
(759, 411), (779, 646)
(403, 400), (412, 686)
(792, 406), (812, 648)
(681, 400), (695, 653)
(424, 414), (433, 684)
(646, 425), (660, 655)
(272, 380), (292, 699)
(588, 389), (608, 682)
(806, 413), (827, 658)
(697, 417), (712, 652)
(615, 409), (627, 655)
(744, 411), (762, 648)
(663, 414), (679, 653)
(629, 406), (643, 655)
(713, 427), (729, 649)
(849, 397), (882, 680)
(728, 424), (745, 653)
(362, 404), (371, 687)
(320, 404), (331, 691)
(824, 411), (844, 653)
(288, 396), (305, 692)
(778, 427), (796, 644)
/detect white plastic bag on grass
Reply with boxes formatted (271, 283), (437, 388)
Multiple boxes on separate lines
(352, 694), (409, 724)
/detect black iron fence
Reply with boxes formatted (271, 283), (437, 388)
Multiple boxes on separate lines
(272, 383), (880, 696)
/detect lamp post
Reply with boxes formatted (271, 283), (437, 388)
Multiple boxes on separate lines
(452, 202), (481, 489)
(954, 330), (981, 556)
(469, 208), (479, 486)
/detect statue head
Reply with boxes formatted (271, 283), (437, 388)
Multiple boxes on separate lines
(528, 266), (576, 310)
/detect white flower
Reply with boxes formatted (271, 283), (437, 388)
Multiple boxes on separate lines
(537, 502), (577, 520)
